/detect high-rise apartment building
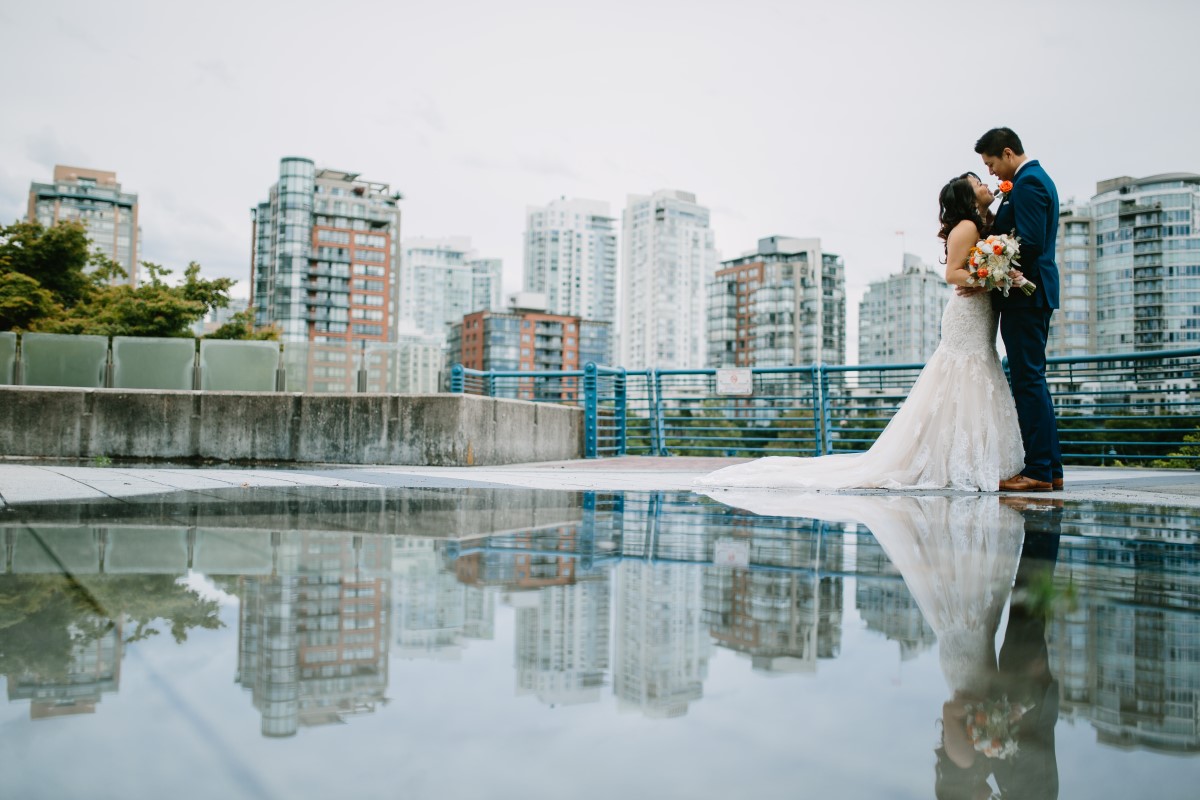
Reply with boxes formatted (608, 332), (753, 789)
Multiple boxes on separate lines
(391, 322), (446, 393)
(858, 254), (951, 365)
(251, 158), (402, 391)
(524, 197), (617, 322)
(447, 292), (611, 396)
(251, 158), (400, 344)
(28, 166), (140, 284)
(1052, 202), (1095, 358)
(1091, 174), (1200, 353)
(1047, 174), (1200, 357)
(707, 236), (845, 368)
(619, 190), (717, 369)
(400, 236), (502, 338)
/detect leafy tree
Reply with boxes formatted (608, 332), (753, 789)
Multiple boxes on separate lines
(1, 220), (256, 338)
(38, 259), (235, 338)
(0, 220), (93, 309)
(0, 271), (57, 330)
(0, 573), (223, 682)
(1148, 427), (1200, 469)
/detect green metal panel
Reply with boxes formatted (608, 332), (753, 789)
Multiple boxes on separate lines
(0, 332), (15, 385)
(9, 527), (102, 574)
(199, 340), (280, 391)
(112, 336), (196, 390)
(192, 528), (273, 575)
(104, 527), (189, 574)
(20, 332), (108, 388)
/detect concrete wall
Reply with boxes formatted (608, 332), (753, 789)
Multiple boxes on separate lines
(0, 387), (583, 466)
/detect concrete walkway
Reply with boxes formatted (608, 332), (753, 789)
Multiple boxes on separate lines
(1, 456), (1198, 509)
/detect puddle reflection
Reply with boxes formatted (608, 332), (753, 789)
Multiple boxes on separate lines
(1, 490), (1196, 798)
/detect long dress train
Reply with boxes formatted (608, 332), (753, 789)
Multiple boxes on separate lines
(695, 293), (1024, 492)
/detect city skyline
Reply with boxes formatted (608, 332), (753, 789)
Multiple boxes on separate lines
(3, 2), (1196, 364)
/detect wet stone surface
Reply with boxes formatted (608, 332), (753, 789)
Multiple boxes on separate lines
(0, 488), (1196, 799)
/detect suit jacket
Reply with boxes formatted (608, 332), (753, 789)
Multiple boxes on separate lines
(991, 160), (1060, 310)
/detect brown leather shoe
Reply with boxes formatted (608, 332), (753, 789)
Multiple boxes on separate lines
(999, 474), (1053, 492)
(1052, 477), (1063, 491)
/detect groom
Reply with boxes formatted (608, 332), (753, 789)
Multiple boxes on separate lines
(975, 127), (1064, 492)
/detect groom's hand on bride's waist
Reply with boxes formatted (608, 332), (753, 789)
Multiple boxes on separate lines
(956, 285), (987, 297)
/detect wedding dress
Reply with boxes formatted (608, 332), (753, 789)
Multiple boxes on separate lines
(696, 292), (1025, 492)
(701, 492), (1025, 696)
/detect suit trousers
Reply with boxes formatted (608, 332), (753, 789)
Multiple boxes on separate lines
(999, 307), (1063, 483)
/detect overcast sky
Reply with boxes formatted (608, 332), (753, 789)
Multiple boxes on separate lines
(2, 0), (1196, 362)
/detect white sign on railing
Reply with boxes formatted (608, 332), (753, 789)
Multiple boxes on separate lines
(716, 367), (753, 396)
(713, 538), (750, 568)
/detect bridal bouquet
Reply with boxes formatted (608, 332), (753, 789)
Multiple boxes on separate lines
(966, 233), (1036, 297)
(963, 697), (1032, 760)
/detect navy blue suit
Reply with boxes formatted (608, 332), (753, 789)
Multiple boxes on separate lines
(991, 160), (1063, 483)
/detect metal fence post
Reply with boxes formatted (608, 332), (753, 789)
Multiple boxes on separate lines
(12, 334), (24, 385)
(818, 365), (833, 455)
(584, 362), (599, 458)
(450, 364), (465, 394)
(103, 337), (114, 388)
(274, 343), (287, 392)
(615, 368), (628, 456)
(652, 369), (667, 456)
(356, 340), (368, 392)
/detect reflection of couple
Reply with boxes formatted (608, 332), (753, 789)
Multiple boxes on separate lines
(697, 126), (1063, 493)
(707, 491), (1060, 799)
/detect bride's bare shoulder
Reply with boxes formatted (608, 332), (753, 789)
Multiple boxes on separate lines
(948, 219), (980, 245)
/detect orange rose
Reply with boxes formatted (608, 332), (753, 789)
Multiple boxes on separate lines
(977, 268), (988, 278)
(992, 244), (1004, 255)
(999, 180), (1013, 193)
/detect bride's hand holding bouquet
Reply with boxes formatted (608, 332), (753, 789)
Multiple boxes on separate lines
(966, 233), (1037, 297)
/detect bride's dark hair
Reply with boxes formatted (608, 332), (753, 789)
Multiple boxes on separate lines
(938, 177), (985, 254)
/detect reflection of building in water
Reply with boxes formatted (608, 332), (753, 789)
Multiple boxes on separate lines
(452, 525), (592, 590)
(702, 522), (845, 673)
(393, 538), (495, 660)
(1048, 535), (1200, 753)
(854, 537), (936, 661)
(614, 561), (711, 717)
(236, 532), (392, 737)
(513, 578), (611, 706)
(7, 621), (123, 720)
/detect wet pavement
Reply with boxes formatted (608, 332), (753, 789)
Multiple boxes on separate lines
(0, 459), (1197, 799)
(2, 456), (1200, 506)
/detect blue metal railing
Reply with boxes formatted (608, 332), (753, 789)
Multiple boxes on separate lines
(451, 347), (1200, 466)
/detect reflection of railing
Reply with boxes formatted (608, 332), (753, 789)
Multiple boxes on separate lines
(452, 348), (1200, 466)
(10, 491), (1198, 592)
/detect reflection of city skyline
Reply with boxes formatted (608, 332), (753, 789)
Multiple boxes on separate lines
(1, 495), (1197, 753)
(235, 532), (391, 737)
(393, 538), (495, 661)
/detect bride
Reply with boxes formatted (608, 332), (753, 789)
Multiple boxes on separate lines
(697, 175), (1024, 492)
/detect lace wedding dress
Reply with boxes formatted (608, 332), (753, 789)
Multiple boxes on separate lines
(701, 493), (1025, 696)
(696, 292), (1025, 492)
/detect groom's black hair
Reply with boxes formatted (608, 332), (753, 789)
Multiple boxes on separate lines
(975, 128), (1025, 157)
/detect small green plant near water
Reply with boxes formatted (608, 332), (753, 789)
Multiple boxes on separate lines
(91, 455), (113, 467)
(1015, 572), (1079, 619)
